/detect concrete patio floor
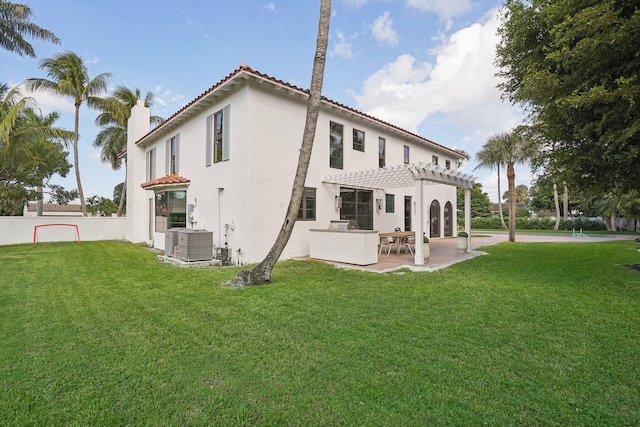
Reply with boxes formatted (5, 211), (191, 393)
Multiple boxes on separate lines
(313, 232), (638, 273)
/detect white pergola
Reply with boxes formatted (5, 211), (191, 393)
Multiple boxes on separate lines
(323, 162), (475, 265)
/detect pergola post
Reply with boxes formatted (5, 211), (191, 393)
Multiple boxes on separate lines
(464, 186), (471, 252)
(414, 178), (424, 265)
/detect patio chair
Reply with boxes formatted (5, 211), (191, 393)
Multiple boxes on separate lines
(403, 235), (415, 255)
(379, 236), (394, 255)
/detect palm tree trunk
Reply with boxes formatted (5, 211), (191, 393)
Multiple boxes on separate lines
(37, 184), (43, 216)
(563, 182), (569, 221)
(226, 0), (331, 287)
(507, 162), (516, 242)
(496, 165), (507, 229)
(74, 103), (87, 216)
(117, 174), (126, 217)
(553, 180), (560, 230)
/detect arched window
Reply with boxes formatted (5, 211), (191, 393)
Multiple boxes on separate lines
(430, 200), (441, 238)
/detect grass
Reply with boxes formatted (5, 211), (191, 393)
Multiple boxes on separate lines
(1, 240), (639, 426)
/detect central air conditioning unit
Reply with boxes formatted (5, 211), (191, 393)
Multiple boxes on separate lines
(164, 228), (185, 257)
(176, 229), (213, 262)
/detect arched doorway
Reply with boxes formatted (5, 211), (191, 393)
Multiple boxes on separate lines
(430, 200), (440, 238)
(444, 201), (453, 237)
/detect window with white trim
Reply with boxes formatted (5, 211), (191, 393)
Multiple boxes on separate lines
(206, 105), (230, 166)
(432, 155), (439, 166)
(145, 148), (155, 181)
(166, 134), (179, 174)
(404, 145), (410, 164)
(378, 137), (385, 168)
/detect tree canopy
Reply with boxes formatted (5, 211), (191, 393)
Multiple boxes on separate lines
(496, 0), (640, 195)
(0, 1), (60, 57)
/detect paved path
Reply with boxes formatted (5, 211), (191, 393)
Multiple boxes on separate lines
(326, 232), (638, 274)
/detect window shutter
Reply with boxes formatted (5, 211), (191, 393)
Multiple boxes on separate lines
(206, 115), (212, 166)
(145, 150), (150, 181)
(165, 139), (170, 174)
(222, 105), (230, 161)
(175, 134), (180, 172)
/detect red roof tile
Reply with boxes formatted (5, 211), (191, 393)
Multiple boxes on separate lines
(140, 173), (191, 189)
(132, 64), (467, 159)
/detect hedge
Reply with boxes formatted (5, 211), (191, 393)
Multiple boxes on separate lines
(461, 217), (607, 231)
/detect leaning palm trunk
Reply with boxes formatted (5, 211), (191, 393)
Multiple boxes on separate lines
(507, 162), (516, 242)
(226, 0), (331, 287)
(563, 183), (569, 221)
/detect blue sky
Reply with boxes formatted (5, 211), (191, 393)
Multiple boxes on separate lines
(2, 0), (529, 203)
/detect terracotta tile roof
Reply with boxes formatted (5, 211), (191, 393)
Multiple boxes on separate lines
(26, 202), (82, 213)
(140, 173), (191, 189)
(132, 64), (468, 159)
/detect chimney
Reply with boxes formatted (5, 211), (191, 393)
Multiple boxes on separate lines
(126, 99), (151, 243)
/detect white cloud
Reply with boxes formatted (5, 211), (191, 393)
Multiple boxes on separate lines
(406, 0), (472, 20)
(330, 30), (355, 59)
(341, 0), (367, 8)
(262, 2), (276, 13)
(371, 12), (399, 47)
(355, 8), (522, 138)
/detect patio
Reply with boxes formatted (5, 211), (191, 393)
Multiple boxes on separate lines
(311, 232), (637, 273)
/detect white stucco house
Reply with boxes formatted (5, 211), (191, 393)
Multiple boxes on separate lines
(125, 64), (474, 265)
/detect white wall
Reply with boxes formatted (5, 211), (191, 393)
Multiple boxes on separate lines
(129, 76), (463, 264)
(0, 217), (126, 246)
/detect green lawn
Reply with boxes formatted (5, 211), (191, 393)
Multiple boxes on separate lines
(1, 240), (639, 426)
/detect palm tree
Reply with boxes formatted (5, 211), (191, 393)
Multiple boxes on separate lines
(474, 138), (507, 229)
(227, 0), (331, 287)
(489, 129), (538, 242)
(1, 84), (73, 214)
(93, 86), (162, 216)
(25, 51), (111, 216)
(0, 83), (33, 157)
(0, 1), (60, 57)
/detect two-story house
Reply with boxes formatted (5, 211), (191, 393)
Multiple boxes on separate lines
(125, 65), (474, 265)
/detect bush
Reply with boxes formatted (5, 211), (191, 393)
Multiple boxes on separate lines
(470, 216), (607, 231)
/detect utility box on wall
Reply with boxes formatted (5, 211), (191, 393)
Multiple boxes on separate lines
(176, 229), (213, 262)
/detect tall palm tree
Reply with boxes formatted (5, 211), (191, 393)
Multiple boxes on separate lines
(93, 86), (162, 216)
(228, 0), (331, 287)
(474, 138), (507, 229)
(25, 51), (111, 216)
(489, 129), (538, 242)
(0, 1), (60, 57)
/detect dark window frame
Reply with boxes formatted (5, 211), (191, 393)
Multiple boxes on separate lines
(353, 128), (365, 152)
(330, 121), (344, 169)
(378, 137), (386, 168)
(297, 187), (316, 221)
(385, 193), (395, 213)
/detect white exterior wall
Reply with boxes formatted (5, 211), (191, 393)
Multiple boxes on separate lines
(0, 217), (125, 246)
(130, 76), (462, 264)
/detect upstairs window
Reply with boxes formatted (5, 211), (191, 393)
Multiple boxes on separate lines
(166, 134), (179, 174)
(353, 129), (365, 152)
(378, 137), (386, 168)
(330, 121), (343, 169)
(146, 148), (155, 181)
(206, 105), (230, 166)
(445, 159), (451, 170)
(404, 145), (410, 164)
(432, 155), (439, 166)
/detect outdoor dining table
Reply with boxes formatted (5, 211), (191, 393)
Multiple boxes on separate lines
(379, 231), (415, 255)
